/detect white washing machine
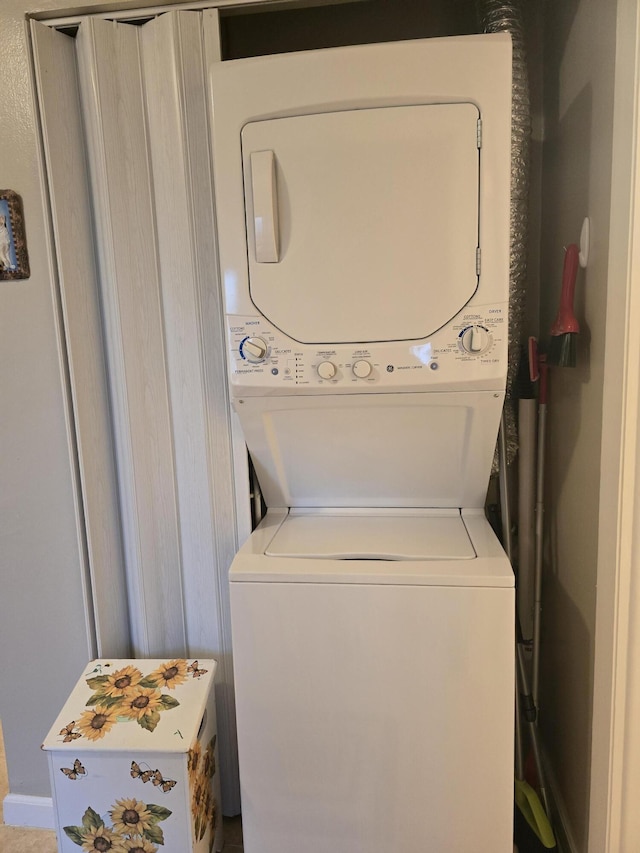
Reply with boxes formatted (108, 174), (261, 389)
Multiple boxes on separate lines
(210, 34), (514, 852)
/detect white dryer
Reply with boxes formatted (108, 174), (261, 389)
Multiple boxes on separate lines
(210, 34), (514, 852)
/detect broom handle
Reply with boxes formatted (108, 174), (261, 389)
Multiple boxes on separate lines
(517, 642), (553, 819)
(501, 410), (552, 821)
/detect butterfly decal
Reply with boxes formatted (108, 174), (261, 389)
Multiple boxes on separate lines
(59, 722), (81, 743)
(60, 759), (86, 780)
(188, 660), (208, 679)
(131, 761), (176, 793)
(152, 770), (177, 793)
(130, 761), (155, 784)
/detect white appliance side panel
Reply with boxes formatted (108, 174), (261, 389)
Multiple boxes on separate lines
(241, 103), (479, 344)
(231, 581), (514, 853)
(236, 390), (503, 508)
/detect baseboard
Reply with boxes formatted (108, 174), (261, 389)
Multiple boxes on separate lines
(2, 793), (55, 829)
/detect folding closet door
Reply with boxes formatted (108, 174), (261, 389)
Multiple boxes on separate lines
(137, 16), (243, 812)
(75, 15), (188, 659)
(32, 11), (243, 813)
(31, 22), (129, 659)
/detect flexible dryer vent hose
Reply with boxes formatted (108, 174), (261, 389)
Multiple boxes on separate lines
(476, 0), (531, 467)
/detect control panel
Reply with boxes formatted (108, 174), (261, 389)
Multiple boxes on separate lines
(227, 304), (506, 394)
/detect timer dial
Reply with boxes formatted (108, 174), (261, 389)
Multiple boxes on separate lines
(460, 325), (491, 355)
(240, 336), (268, 363)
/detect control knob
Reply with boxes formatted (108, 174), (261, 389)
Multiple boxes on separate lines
(317, 361), (337, 380)
(459, 325), (491, 355)
(352, 360), (372, 379)
(240, 336), (268, 363)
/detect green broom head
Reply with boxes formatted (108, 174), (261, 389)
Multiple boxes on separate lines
(515, 779), (557, 848)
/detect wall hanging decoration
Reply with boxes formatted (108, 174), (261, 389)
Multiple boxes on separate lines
(0, 189), (29, 280)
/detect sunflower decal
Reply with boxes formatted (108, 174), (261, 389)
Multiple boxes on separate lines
(148, 660), (188, 691)
(77, 706), (119, 741)
(64, 800), (171, 851)
(78, 823), (124, 852)
(122, 840), (159, 853)
(189, 734), (218, 842)
(119, 688), (164, 724)
(110, 798), (154, 836)
(187, 738), (201, 783)
(73, 660), (195, 737)
(102, 666), (144, 699)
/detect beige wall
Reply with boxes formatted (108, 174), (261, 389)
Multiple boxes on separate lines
(539, 0), (617, 849)
(0, 0), (98, 801)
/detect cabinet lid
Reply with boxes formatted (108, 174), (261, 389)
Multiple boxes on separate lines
(42, 659), (215, 753)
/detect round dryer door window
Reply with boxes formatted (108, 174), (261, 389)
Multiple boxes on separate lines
(241, 102), (480, 345)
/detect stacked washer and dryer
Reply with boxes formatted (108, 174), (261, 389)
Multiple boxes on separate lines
(210, 33), (514, 853)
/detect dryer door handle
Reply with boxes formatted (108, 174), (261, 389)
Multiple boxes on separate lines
(250, 150), (280, 263)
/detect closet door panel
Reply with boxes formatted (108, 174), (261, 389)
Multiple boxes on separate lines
(76, 17), (187, 657)
(31, 20), (129, 657)
(141, 10), (240, 811)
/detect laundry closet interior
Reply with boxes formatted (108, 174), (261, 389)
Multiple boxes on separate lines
(21, 1), (611, 851)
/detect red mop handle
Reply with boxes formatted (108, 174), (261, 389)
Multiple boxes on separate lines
(551, 244), (580, 336)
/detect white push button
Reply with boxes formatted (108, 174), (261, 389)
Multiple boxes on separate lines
(317, 361), (337, 380)
(352, 360), (372, 378)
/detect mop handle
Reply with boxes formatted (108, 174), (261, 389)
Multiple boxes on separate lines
(532, 357), (548, 708)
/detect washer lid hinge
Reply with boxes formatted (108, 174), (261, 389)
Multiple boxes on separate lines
(476, 247), (482, 276)
(477, 118), (482, 148)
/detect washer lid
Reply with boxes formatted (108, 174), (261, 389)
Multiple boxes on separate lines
(265, 509), (475, 560)
(241, 102), (480, 344)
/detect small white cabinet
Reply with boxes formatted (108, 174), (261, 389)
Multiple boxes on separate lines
(43, 658), (223, 853)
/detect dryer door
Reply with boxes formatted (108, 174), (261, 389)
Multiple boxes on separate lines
(241, 103), (480, 344)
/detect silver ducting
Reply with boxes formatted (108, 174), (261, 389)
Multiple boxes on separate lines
(477, 0), (531, 467)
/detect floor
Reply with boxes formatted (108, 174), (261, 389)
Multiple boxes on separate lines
(0, 723), (526, 852)
(0, 721), (243, 852)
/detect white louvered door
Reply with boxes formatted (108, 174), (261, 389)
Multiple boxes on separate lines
(32, 9), (248, 813)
